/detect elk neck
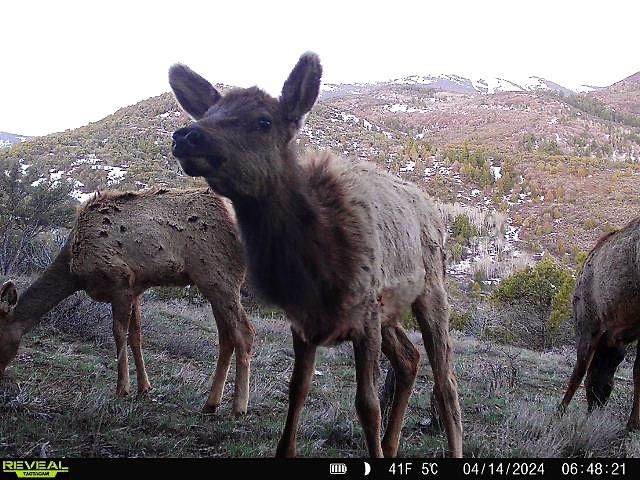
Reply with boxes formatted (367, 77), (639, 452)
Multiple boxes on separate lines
(231, 149), (360, 319)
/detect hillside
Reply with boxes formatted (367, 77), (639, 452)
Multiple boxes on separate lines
(589, 71), (640, 116)
(1, 70), (640, 270)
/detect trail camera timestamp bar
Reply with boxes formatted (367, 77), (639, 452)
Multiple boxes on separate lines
(0, 458), (634, 478)
(381, 460), (631, 478)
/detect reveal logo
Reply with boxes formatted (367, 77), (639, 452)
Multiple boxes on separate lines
(2, 461), (69, 478)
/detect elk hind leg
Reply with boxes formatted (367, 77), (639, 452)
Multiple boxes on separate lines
(203, 301), (235, 413)
(128, 296), (152, 395)
(380, 323), (420, 458)
(204, 298), (254, 415)
(412, 284), (463, 458)
(112, 295), (133, 397)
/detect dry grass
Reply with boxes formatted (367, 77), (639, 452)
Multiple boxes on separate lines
(1, 299), (638, 458)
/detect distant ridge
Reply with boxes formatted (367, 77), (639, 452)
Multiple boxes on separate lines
(0, 131), (29, 149)
(321, 71), (613, 99)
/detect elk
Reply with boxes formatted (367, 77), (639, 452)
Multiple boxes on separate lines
(168, 52), (463, 457)
(0, 187), (254, 415)
(559, 218), (640, 431)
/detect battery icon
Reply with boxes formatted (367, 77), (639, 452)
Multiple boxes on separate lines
(329, 463), (348, 474)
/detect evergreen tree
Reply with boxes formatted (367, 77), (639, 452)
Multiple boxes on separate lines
(0, 159), (76, 274)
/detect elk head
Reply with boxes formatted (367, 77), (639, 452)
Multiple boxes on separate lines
(585, 340), (626, 410)
(0, 281), (22, 376)
(168, 52), (322, 200)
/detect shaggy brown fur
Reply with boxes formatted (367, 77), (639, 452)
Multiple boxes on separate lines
(559, 217), (640, 430)
(168, 52), (462, 457)
(0, 187), (254, 415)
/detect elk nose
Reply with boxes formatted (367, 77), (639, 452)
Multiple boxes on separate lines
(172, 127), (205, 155)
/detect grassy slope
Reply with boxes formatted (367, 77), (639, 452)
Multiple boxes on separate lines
(1, 297), (638, 458)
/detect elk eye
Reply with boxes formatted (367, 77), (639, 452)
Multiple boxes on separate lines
(256, 118), (272, 132)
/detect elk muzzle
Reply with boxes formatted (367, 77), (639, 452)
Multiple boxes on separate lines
(172, 127), (206, 157)
(171, 127), (227, 178)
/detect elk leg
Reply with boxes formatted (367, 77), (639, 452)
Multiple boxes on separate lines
(112, 295), (133, 397)
(229, 305), (255, 416)
(203, 302), (234, 414)
(380, 324), (420, 458)
(204, 298), (255, 416)
(628, 342), (640, 431)
(412, 284), (463, 458)
(558, 333), (600, 414)
(353, 320), (384, 458)
(276, 328), (317, 458)
(128, 296), (152, 395)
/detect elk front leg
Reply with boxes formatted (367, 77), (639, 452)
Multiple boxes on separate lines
(128, 296), (152, 395)
(276, 328), (317, 458)
(353, 321), (384, 458)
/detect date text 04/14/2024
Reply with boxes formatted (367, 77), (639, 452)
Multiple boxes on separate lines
(383, 460), (628, 477)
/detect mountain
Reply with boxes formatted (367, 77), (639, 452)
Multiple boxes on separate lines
(0, 131), (29, 149)
(323, 72), (593, 99)
(1, 69), (640, 279)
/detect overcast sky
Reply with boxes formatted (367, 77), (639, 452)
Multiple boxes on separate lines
(2, 0), (638, 136)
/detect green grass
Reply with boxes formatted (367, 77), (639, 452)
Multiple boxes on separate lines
(1, 299), (638, 458)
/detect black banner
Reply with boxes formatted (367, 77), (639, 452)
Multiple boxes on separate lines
(0, 458), (638, 479)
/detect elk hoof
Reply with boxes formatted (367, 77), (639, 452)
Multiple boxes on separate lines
(275, 442), (296, 458)
(232, 408), (248, 418)
(202, 404), (220, 414)
(626, 419), (640, 432)
(382, 444), (398, 458)
(138, 384), (153, 396)
(116, 386), (131, 397)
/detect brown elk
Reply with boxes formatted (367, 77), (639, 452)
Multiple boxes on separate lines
(168, 52), (463, 457)
(0, 187), (254, 415)
(559, 218), (640, 431)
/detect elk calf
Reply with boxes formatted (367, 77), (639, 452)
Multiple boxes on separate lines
(169, 52), (463, 457)
(0, 188), (254, 415)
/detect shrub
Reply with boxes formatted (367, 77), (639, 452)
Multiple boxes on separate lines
(574, 250), (588, 270)
(490, 255), (575, 350)
(451, 214), (478, 245)
(471, 281), (483, 297)
(450, 310), (472, 332)
(401, 310), (418, 330)
(450, 242), (464, 262)
(41, 291), (112, 345)
(0, 159), (76, 275)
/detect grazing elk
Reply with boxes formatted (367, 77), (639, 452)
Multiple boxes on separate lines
(168, 52), (463, 457)
(0, 187), (254, 415)
(559, 218), (640, 431)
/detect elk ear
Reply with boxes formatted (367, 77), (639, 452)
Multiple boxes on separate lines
(169, 64), (221, 120)
(0, 281), (18, 315)
(280, 52), (322, 127)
